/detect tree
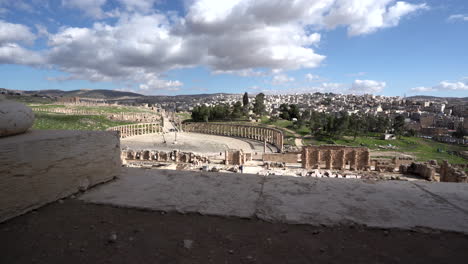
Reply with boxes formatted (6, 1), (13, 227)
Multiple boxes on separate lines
(242, 92), (249, 116)
(289, 104), (300, 120)
(279, 104), (290, 120)
(453, 125), (466, 139)
(253, 93), (266, 116)
(393, 115), (406, 137)
(231, 101), (243, 119)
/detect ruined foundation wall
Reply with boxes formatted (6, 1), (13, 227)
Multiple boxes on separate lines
(440, 161), (468, 183)
(183, 123), (284, 152)
(122, 149), (209, 164)
(107, 123), (162, 138)
(400, 163), (436, 181)
(0, 130), (121, 223)
(302, 146), (370, 170)
(263, 152), (301, 163)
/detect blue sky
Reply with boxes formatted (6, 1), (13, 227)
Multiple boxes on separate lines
(0, 0), (467, 97)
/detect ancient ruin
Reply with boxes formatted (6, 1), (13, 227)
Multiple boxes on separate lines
(122, 149), (209, 165)
(301, 145), (370, 170)
(440, 161), (468, 183)
(107, 123), (162, 138)
(183, 122), (284, 152)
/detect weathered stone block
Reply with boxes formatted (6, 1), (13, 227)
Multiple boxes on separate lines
(0, 130), (121, 222)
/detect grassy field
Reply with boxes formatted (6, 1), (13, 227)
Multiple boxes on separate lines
(33, 113), (135, 131)
(309, 136), (467, 164)
(73, 105), (154, 114)
(176, 112), (192, 121)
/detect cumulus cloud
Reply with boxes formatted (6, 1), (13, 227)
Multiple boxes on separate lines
(448, 14), (468, 22)
(323, 0), (427, 36)
(0, 0), (428, 92)
(349, 79), (386, 94)
(0, 43), (43, 65)
(272, 74), (295, 85)
(0, 20), (36, 45)
(411, 78), (468, 93)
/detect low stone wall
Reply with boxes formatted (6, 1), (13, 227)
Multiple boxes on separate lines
(263, 152), (301, 163)
(32, 108), (160, 122)
(400, 162), (436, 181)
(122, 149), (209, 164)
(440, 161), (467, 183)
(0, 130), (121, 223)
(107, 123), (162, 138)
(183, 122), (284, 152)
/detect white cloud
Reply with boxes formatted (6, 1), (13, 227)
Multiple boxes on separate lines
(272, 74), (295, 85)
(349, 79), (386, 94)
(448, 14), (468, 22)
(305, 73), (319, 81)
(0, 20), (36, 45)
(0, 43), (43, 65)
(411, 78), (468, 93)
(324, 0), (427, 36)
(0, 0), (428, 91)
(62, 0), (107, 18)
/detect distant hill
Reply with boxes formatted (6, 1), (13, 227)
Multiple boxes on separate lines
(1, 88), (144, 99)
(407, 95), (468, 105)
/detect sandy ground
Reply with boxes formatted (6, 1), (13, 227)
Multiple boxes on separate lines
(1, 199), (467, 264)
(121, 132), (277, 155)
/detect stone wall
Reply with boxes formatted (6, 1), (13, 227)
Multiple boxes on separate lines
(225, 150), (252, 165)
(32, 107), (160, 123)
(440, 161), (468, 183)
(400, 163), (436, 181)
(183, 123), (284, 152)
(302, 145), (370, 170)
(107, 123), (162, 138)
(0, 130), (121, 223)
(123, 149), (209, 165)
(263, 152), (301, 163)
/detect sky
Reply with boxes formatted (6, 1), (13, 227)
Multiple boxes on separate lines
(0, 0), (467, 97)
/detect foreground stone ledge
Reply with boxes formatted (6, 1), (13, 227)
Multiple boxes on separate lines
(81, 168), (468, 233)
(0, 130), (121, 223)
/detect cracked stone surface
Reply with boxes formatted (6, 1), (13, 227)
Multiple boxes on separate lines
(80, 168), (263, 217)
(80, 169), (468, 233)
(257, 176), (468, 232)
(0, 130), (121, 222)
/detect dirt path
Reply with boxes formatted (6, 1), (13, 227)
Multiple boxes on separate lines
(1, 200), (467, 264)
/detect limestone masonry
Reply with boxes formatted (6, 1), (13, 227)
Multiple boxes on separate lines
(183, 122), (284, 152)
(107, 122), (162, 138)
(0, 130), (121, 222)
(302, 145), (370, 170)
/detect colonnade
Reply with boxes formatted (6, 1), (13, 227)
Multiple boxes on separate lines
(183, 123), (284, 152)
(107, 123), (162, 138)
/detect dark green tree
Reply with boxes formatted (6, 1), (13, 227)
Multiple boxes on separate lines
(253, 93), (266, 116)
(393, 115), (406, 137)
(231, 101), (243, 119)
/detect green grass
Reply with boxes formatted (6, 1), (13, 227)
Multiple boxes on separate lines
(176, 112), (192, 121)
(33, 113), (135, 131)
(312, 136), (468, 164)
(72, 105), (154, 114)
